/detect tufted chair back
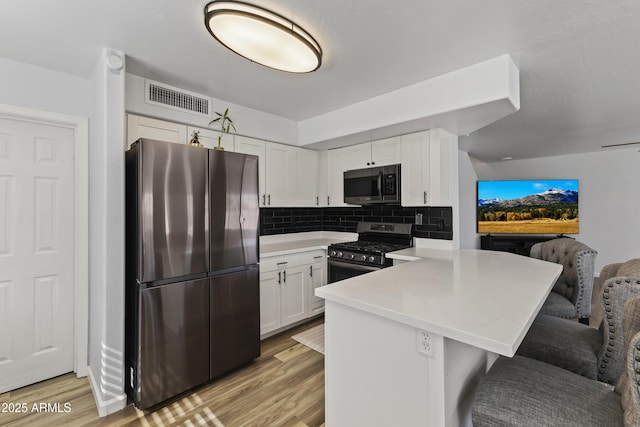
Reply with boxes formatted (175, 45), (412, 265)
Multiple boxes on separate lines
(530, 238), (597, 319)
(592, 259), (640, 327)
(596, 262), (640, 384)
(617, 296), (640, 426)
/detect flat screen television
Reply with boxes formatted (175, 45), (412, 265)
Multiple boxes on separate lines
(477, 179), (579, 234)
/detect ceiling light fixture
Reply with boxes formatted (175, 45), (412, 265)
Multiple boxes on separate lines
(204, 1), (322, 73)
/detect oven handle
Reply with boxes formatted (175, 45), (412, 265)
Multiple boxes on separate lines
(377, 170), (383, 198)
(328, 259), (382, 272)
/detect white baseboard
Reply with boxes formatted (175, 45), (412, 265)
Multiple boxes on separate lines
(87, 367), (127, 417)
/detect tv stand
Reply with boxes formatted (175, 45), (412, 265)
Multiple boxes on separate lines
(480, 235), (556, 256)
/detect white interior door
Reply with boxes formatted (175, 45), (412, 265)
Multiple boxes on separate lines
(0, 117), (75, 393)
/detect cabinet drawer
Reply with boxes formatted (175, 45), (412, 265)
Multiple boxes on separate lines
(261, 250), (326, 271)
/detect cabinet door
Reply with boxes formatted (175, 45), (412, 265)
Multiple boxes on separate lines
(293, 148), (319, 206)
(401, 131), (430, 206)
(371, 137), (402, 166)
(265, 142), (293, 206)
(281, 266), (307, 326)
(401, 129), (457, 206)
(427, 129), (456, 206)
(327, 149), (348, 206)
(308, 261), (327, 315)
(235, 136), (266, 206)
(342, 142), (372, 170)
(127, 114), (187, 147)
(259, 270), (281, 335)
(187, 126), (234, 151)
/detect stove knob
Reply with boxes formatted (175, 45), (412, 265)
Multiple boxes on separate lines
(369, 256), (375, 262)
(330, 250), (336, 257)
(338, 252), (343, 258)
(350, 254), (355, 260)
(361, 255), (367, 261)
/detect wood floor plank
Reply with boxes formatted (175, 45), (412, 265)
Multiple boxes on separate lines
(0, 318), (325, 427)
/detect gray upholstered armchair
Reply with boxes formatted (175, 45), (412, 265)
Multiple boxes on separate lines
(472, 295), (640, 427)
(517, 259), (640, 385)
(530, 238), (597, 323)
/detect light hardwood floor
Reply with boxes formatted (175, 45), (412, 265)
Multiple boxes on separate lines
(0, 317), (325, 427)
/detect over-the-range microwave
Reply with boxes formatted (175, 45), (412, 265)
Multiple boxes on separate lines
(343, 164), (401, 205)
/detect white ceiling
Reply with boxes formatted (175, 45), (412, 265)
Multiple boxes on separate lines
(2, 0), (640, 161)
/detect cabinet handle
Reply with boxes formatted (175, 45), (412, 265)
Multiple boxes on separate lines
(278, 271), (282, 284)
(268, 194), (271, 205)
(277, 261), (288, 266)
(262, 194), (266, 205)
(316, 196), (319, 206)
(310, 265), (313, 277)
(313, 255), (323, 259)
(371, 161), (375, 165)
(366, 162), (370, 166)
(423, 191), (427, 204)
(327, 196), (330, 205)
(283, 270), (286, 283)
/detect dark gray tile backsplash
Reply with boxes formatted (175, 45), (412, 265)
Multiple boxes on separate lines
(259, 205), (453, 240)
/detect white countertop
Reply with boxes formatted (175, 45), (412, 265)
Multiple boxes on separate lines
(260, 231), (357, 258)
(316, 249), (562, 356)
(387, 246), (455, 262)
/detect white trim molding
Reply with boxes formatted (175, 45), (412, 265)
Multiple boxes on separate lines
(0, 102), (89, 379)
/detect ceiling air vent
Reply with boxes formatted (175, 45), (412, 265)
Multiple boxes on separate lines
(144, 79), (211, 117)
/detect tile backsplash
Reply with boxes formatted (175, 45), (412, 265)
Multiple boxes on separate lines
(260, 205), (453, 240)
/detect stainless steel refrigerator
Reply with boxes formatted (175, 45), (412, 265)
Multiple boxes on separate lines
(125, 138), (260, 410)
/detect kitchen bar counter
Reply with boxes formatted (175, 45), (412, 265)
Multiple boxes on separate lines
(316, 249), (562, 426)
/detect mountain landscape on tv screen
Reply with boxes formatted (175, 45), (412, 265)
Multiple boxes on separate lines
(478, 188), (578, 209)
(478, 188), (579, 234)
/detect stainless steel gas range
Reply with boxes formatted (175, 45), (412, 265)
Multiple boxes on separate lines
(327, 222), (413, 283)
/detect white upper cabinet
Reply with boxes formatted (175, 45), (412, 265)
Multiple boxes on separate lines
(326, 149), (348, 207)
(401, 129), (457, 206)
(293, 148), (319, 207)
(340, 137), (402, 170)
(325, 137), (402, 206)
(235, 135), (267, 206)
(342, 143), (372, 170)
(370, 137), (402, 167)
(127, 114), (458, 210)
(127, 114), (187, 147)
(265, 142), (319, 207)
(265, 142), (291, 207)
(186, 126), (234, 151)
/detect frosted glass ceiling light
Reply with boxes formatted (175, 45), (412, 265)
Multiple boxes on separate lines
(204, 1), (322, 73)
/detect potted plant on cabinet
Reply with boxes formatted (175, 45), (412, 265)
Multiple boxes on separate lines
(209, 108), (236, 150)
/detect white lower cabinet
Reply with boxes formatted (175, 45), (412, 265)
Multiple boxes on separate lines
(260, 250), (327, 336)
(308, 260), (327, 315)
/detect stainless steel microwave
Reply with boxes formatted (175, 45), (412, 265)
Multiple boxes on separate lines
(343, 164), (401, 205)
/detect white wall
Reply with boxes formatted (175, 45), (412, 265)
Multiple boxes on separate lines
(0, 57), (91, 116)
(470, 148), (640, 271)
(458, 150), (480, 249)
(125, 74), (298, 146)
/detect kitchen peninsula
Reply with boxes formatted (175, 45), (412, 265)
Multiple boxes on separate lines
(316, 249), (562, 427)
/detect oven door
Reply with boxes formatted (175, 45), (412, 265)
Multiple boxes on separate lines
(328, 259), (382, 284)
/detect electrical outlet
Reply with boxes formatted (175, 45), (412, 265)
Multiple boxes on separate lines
(416, 329), (433, 357)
